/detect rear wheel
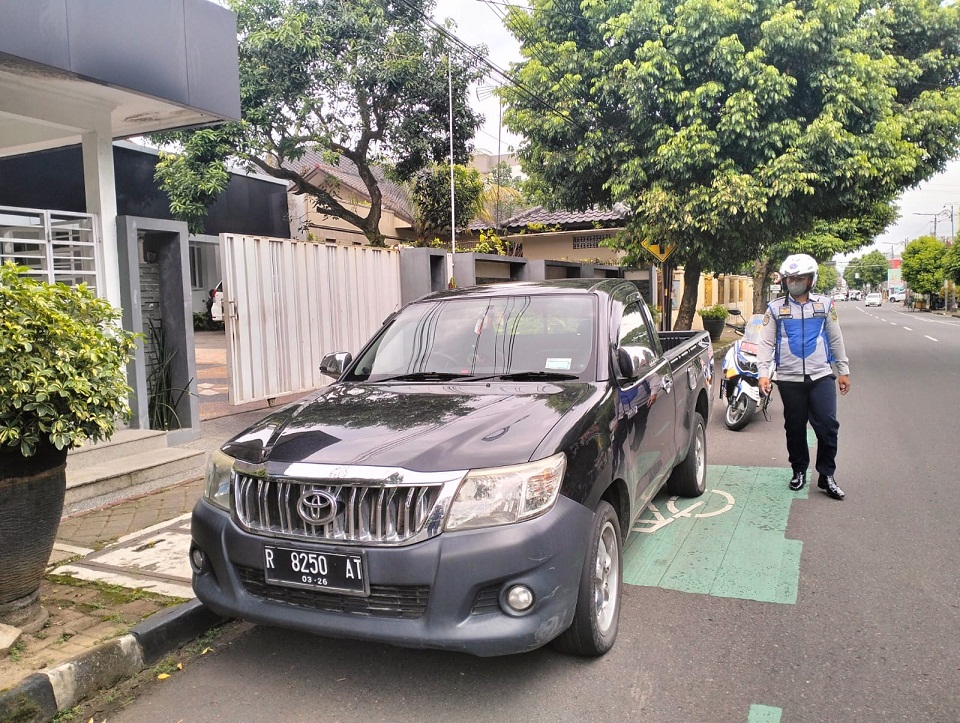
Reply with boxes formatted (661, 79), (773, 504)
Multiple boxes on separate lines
(552, 501), (622, 657)
(724, 394), (756, 431)
(667, 412), (707, 497)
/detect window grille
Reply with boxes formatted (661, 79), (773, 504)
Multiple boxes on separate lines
(0, 207), (101, 294)
(572, 234), (608, 250)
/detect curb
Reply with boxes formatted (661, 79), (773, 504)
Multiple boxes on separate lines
(0, 600), (225, 722)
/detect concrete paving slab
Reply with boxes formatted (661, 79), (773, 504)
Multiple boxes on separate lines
(52, 515), (194, 599)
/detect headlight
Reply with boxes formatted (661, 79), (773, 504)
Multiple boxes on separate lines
(445, 452), (566, 531)
(204, 448), (235, 511)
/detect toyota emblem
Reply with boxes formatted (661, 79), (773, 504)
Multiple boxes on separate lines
(297, 489), (338, 526)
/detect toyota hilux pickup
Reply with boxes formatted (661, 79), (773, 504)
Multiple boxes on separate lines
(191, 278), (714, 657)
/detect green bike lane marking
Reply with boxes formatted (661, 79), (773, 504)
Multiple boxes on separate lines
(748, 704), (783, 722)
(623, 465), (806, 605)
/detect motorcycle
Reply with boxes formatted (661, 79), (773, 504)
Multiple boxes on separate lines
(720, 313), (771, 431)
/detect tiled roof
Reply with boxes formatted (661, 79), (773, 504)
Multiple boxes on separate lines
(503, 203), (630, 230)
(281, 149), (415, 224)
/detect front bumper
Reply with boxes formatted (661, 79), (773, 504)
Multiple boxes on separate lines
(190, 496), (594, 657)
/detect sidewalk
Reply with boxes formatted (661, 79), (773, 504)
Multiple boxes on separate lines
(0, 330), (315, 721)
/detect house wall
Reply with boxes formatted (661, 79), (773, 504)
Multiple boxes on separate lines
(505, 230), (623, 264)
(289, 191), (415, 245)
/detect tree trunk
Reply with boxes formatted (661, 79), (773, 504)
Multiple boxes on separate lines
(674, 259), (703, 330)
(752, 256), (778, 314)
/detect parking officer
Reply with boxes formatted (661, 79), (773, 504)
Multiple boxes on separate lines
(757, 253), (851, 500)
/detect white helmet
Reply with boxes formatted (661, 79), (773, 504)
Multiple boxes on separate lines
(779, 253), (819, 289)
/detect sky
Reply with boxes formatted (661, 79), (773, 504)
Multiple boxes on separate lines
(432, 0), (524, 155)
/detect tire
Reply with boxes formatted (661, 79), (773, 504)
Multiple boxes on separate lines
(667, 412), (707, 497)
(552, 500), (622, 657)
(724, 394), (756, 431)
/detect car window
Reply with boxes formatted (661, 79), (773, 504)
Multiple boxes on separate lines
(347, 295), (596, 381)
(617, 302), (653, 349)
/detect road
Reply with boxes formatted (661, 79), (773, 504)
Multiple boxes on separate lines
(100, 303), (960, 723)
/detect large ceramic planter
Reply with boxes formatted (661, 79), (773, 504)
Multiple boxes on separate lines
(0, 442), (68, 631)
(701, 317), (726, 342)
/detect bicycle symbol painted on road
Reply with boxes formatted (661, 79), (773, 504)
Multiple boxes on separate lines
(632, 489), (736, 535)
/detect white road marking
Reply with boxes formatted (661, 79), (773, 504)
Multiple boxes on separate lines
(903, 327), (913, 331)
(925, 335), (939, 342)
(633, 489), (736, 534)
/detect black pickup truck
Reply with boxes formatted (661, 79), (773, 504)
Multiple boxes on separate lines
(191, 279), (714, 657)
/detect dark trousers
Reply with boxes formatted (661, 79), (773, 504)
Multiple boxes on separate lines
(777, 375), (839, 478)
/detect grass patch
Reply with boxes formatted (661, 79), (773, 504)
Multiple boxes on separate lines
(6, 640), (26, 662)
(46, 574), (187, 607)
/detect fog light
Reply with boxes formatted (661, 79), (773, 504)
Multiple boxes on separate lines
(189, 546), (205, 574)
(505, 585), (534, 612)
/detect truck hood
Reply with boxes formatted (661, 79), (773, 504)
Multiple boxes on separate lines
(221, 382), (596, 471)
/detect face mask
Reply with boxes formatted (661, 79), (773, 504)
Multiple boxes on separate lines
(786, 279), (809, 297)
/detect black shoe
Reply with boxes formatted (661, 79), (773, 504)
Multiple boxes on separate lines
(789, 471), (806, 491)
(818, 475), (845, 500)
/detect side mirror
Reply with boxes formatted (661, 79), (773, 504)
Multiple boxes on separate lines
(617, 345), (657, 379)
(319, 352), (352, 378)
(728, 308), (742, 317)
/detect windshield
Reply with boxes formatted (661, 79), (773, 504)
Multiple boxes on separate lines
(346, 295), (596, 382)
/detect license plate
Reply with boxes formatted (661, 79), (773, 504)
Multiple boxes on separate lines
(263, 546), (368, 596)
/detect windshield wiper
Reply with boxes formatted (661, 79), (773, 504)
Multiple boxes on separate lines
(494, 371), (581, 381)
(373, 372), (478, 382)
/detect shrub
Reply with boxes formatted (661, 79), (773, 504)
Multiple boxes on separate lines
(0, 262), (138, 457)
(697, 303), (729, 320)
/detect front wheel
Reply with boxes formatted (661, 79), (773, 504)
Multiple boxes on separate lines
(552, 501), (622, 657)
(724, 393), (756, 431)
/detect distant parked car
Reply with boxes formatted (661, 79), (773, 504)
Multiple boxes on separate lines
(889, 290), (907, 303)
(865, 293), (882, 307)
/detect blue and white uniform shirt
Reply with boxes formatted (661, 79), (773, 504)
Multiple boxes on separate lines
(757, 293), (850, 382)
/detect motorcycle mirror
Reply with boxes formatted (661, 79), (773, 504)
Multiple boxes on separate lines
(728, 308), (742, 317)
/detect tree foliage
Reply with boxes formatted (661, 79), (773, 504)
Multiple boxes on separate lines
(843, 249), (890, 289)
(814, 263), (839, 294)
(901, 235), (946, 295)
(155, 0), (485, 243)
(943, 241), (960, 285)
(410, 164), (485, 242)
(501, 0), (960, 327)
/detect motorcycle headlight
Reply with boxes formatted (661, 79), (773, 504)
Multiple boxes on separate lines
(445, 452), (567, 531)
(204, 448), (235, 511)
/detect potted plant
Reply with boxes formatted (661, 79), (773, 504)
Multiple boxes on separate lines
(697, 303), (729, 342)
(0, 262), (137, 630)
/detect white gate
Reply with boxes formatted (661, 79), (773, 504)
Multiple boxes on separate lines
(221, 235), (402, 405)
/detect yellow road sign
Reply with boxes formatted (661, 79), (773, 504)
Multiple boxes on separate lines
(641, 239), (677, 263)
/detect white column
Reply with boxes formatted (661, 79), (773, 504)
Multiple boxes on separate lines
(81, 129), (121, 307)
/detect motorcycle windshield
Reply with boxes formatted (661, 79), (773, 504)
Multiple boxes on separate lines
(739, 314), (765, 355)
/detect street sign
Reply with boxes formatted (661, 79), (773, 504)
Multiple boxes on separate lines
(641, 239), (677, 262)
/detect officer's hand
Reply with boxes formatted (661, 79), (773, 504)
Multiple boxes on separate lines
(759, 377), (772, 395)
(837, 375), (851, 396)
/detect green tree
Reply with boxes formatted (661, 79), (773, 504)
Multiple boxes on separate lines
(943, 241), (960, 284)
(814, 263), (839, 294)
(410, 164), (485, 242)
(843, 249), (889, 289)
(155, 0), (484, 243)
(901, 235), (946, 296)
(501, 0), (960, 327)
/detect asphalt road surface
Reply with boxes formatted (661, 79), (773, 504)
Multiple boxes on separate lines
(103, 301), (960, 723)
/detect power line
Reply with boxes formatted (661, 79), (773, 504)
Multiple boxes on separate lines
(399, 0), (591, 135)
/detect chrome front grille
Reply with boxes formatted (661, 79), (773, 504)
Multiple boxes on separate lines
(234, 473), (446, 545)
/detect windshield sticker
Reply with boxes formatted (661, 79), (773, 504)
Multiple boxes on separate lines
(545, 358), (572, 371)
